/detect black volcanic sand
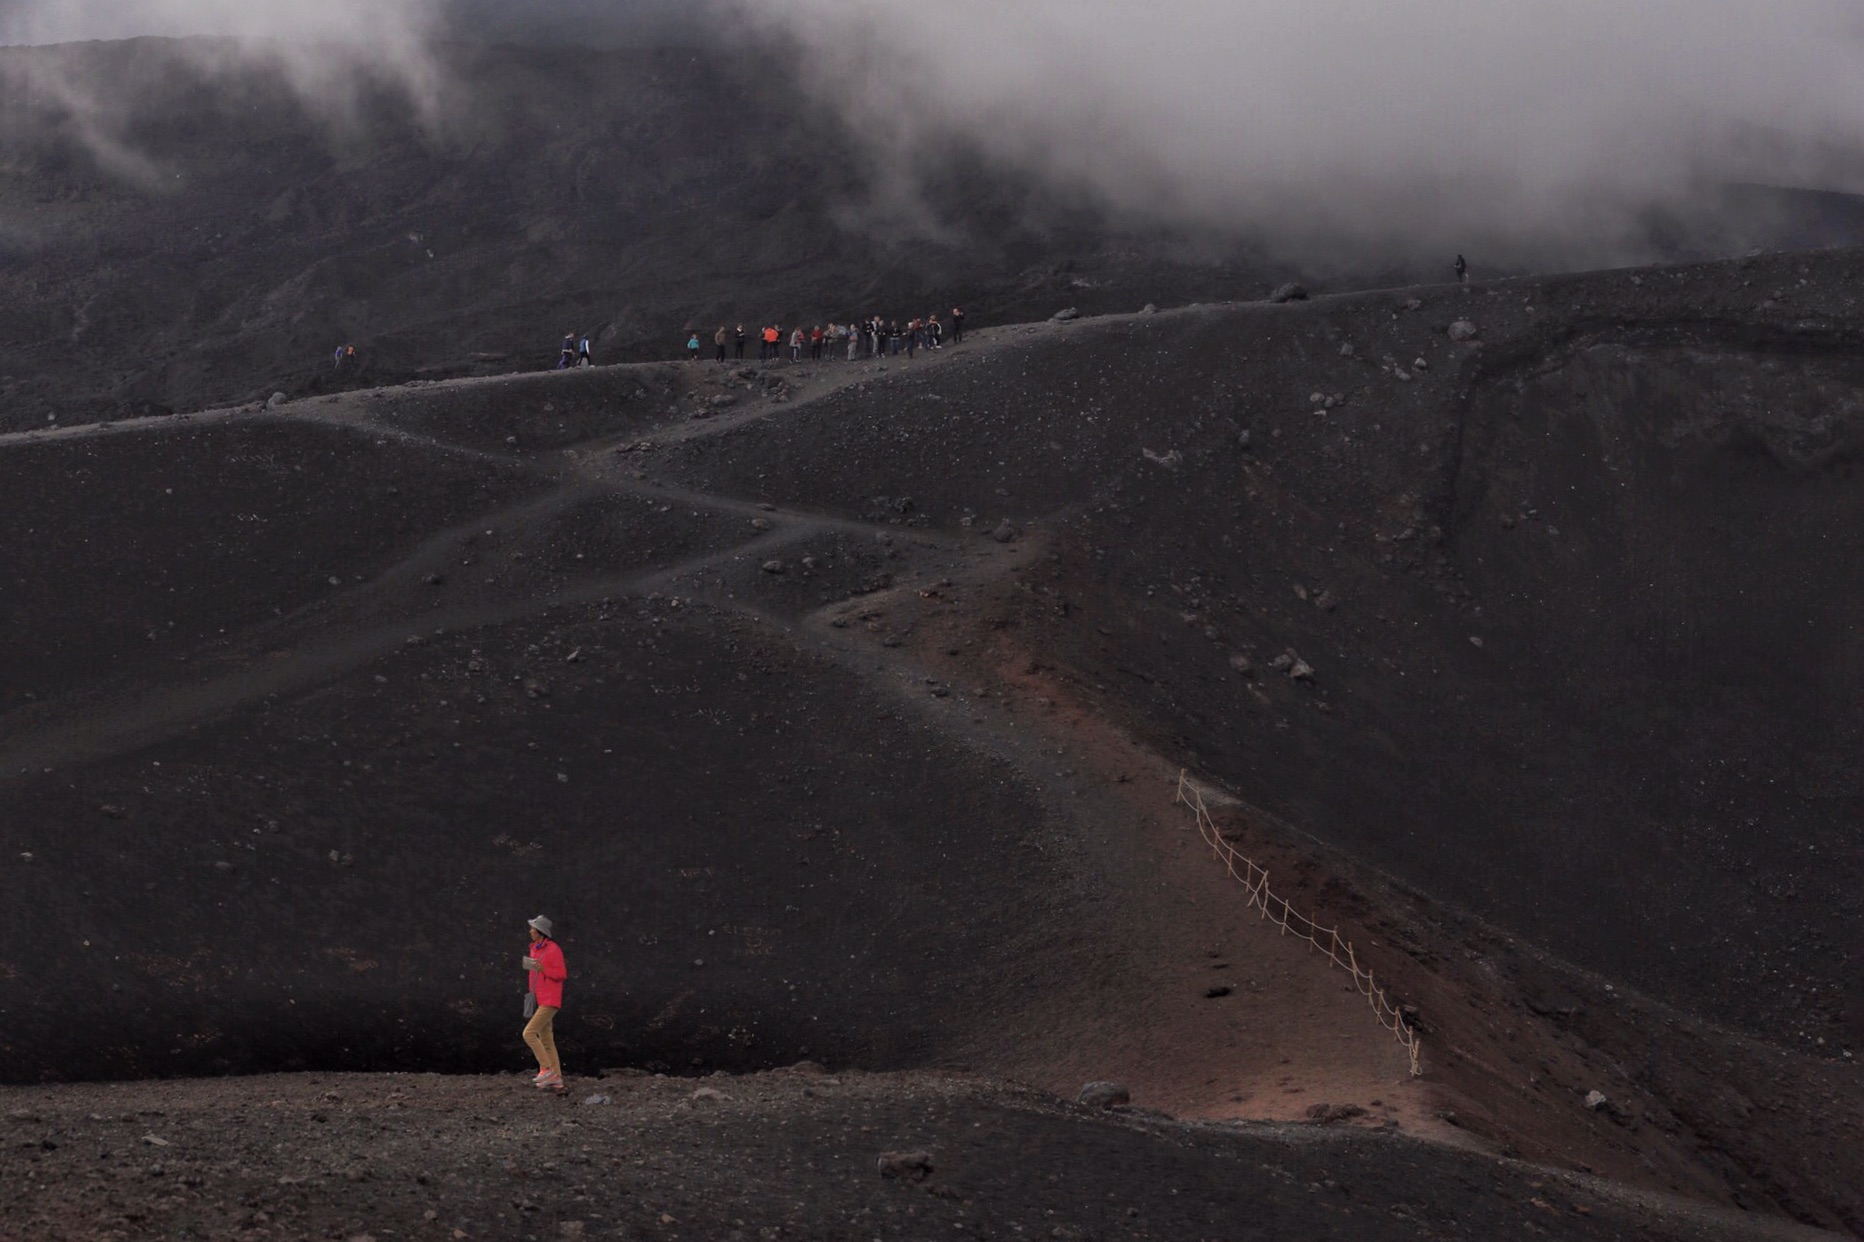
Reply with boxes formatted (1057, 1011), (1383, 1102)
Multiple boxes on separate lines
(0, 1070), (1832, 1242)
(1, 249), (1862, 1234)
(649, 252), (1864, 1047)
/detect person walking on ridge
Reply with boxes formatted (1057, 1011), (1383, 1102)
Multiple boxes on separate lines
(1454, 254), (1468, 286)
(558, 333), (576, 370)
(687, 332), (702, 362)
(951, 306), (965, 344)
(577, 334), (593, 368)
(714, 326), (729, 364)
(734, 325), (747, 360)
(522, 915), (568, 1091)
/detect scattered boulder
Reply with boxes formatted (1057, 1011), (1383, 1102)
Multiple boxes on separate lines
(1139, 303), (1158, 315)
(876, 1150), (934, 1181)
(580, 1094), (612, 1106)
(761, 559), (786, 574)
(1236, 429), (1252, 451)
(1076, 1082), (1131, 1110)
(1289, 658), (1316, 682)
(1412, 356), (1430, 371)
(1339, 342), (1356, 357)
(1205, 984), (1234, 998)
(1304, 1103), (1369, 1125)
(266, 392), (288, 409)
(691, 1087), (727, 1103)
(991, 521), (1020, 544)
(1050, 307), (1080, 322)
(1141, 447), (1183, 469)
(1227, 653), (1254, 676)
(1584, 1090), (1610, 1111)
(1269, 283), (1310, 304)
(1447, 320), (1481, 342)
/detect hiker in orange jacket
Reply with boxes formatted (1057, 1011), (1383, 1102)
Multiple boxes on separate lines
(522, 915), (569, 1091)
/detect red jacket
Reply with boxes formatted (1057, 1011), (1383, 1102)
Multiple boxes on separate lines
(527, 937), (567, 1009)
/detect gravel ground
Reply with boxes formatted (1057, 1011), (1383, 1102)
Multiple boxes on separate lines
(0, 1068), (1836, 1242)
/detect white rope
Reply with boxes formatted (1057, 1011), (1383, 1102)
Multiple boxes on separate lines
(1176, 771), (1422, 1077)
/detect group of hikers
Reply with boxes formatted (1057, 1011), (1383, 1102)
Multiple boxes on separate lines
(548, 310), (967, 372)
(355, 258), (1481, 380)
(558, 332), (596, 369)
(686, 309), (968, 364)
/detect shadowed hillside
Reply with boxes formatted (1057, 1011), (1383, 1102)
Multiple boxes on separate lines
(0, 37), (1294, 429)
(4, 37), (1862, 434)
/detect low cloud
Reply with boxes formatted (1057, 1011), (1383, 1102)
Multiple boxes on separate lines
(724, 0), (1864, 267)
(8, 1), (1863, 268)
(0, 0), (450, 148)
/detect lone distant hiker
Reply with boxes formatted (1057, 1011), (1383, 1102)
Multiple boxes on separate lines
(715, 326), (729, 363)
(558, 334), (576, 370)
(951, 306), (965, 344)
(1454, 254), (1468, 285)
(687, 332), (702, 361)
(734, 325), (747, 360)
(577, 334), (593, 368)
(522, 915), (568, 1091)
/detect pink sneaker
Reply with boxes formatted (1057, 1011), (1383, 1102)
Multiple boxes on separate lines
(533, 1069), (562, 1089)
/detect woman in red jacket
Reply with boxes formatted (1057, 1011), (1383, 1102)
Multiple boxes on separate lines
(522, 915), (569, 1091)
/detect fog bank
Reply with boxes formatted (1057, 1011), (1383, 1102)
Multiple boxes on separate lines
(724, 0), (1864, 267)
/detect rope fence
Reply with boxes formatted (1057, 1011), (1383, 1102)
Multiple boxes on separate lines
(1174, 771), (1422, 1077)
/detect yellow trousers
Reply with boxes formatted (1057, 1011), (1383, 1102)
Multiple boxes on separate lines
(522, 1006), (560, 1073)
